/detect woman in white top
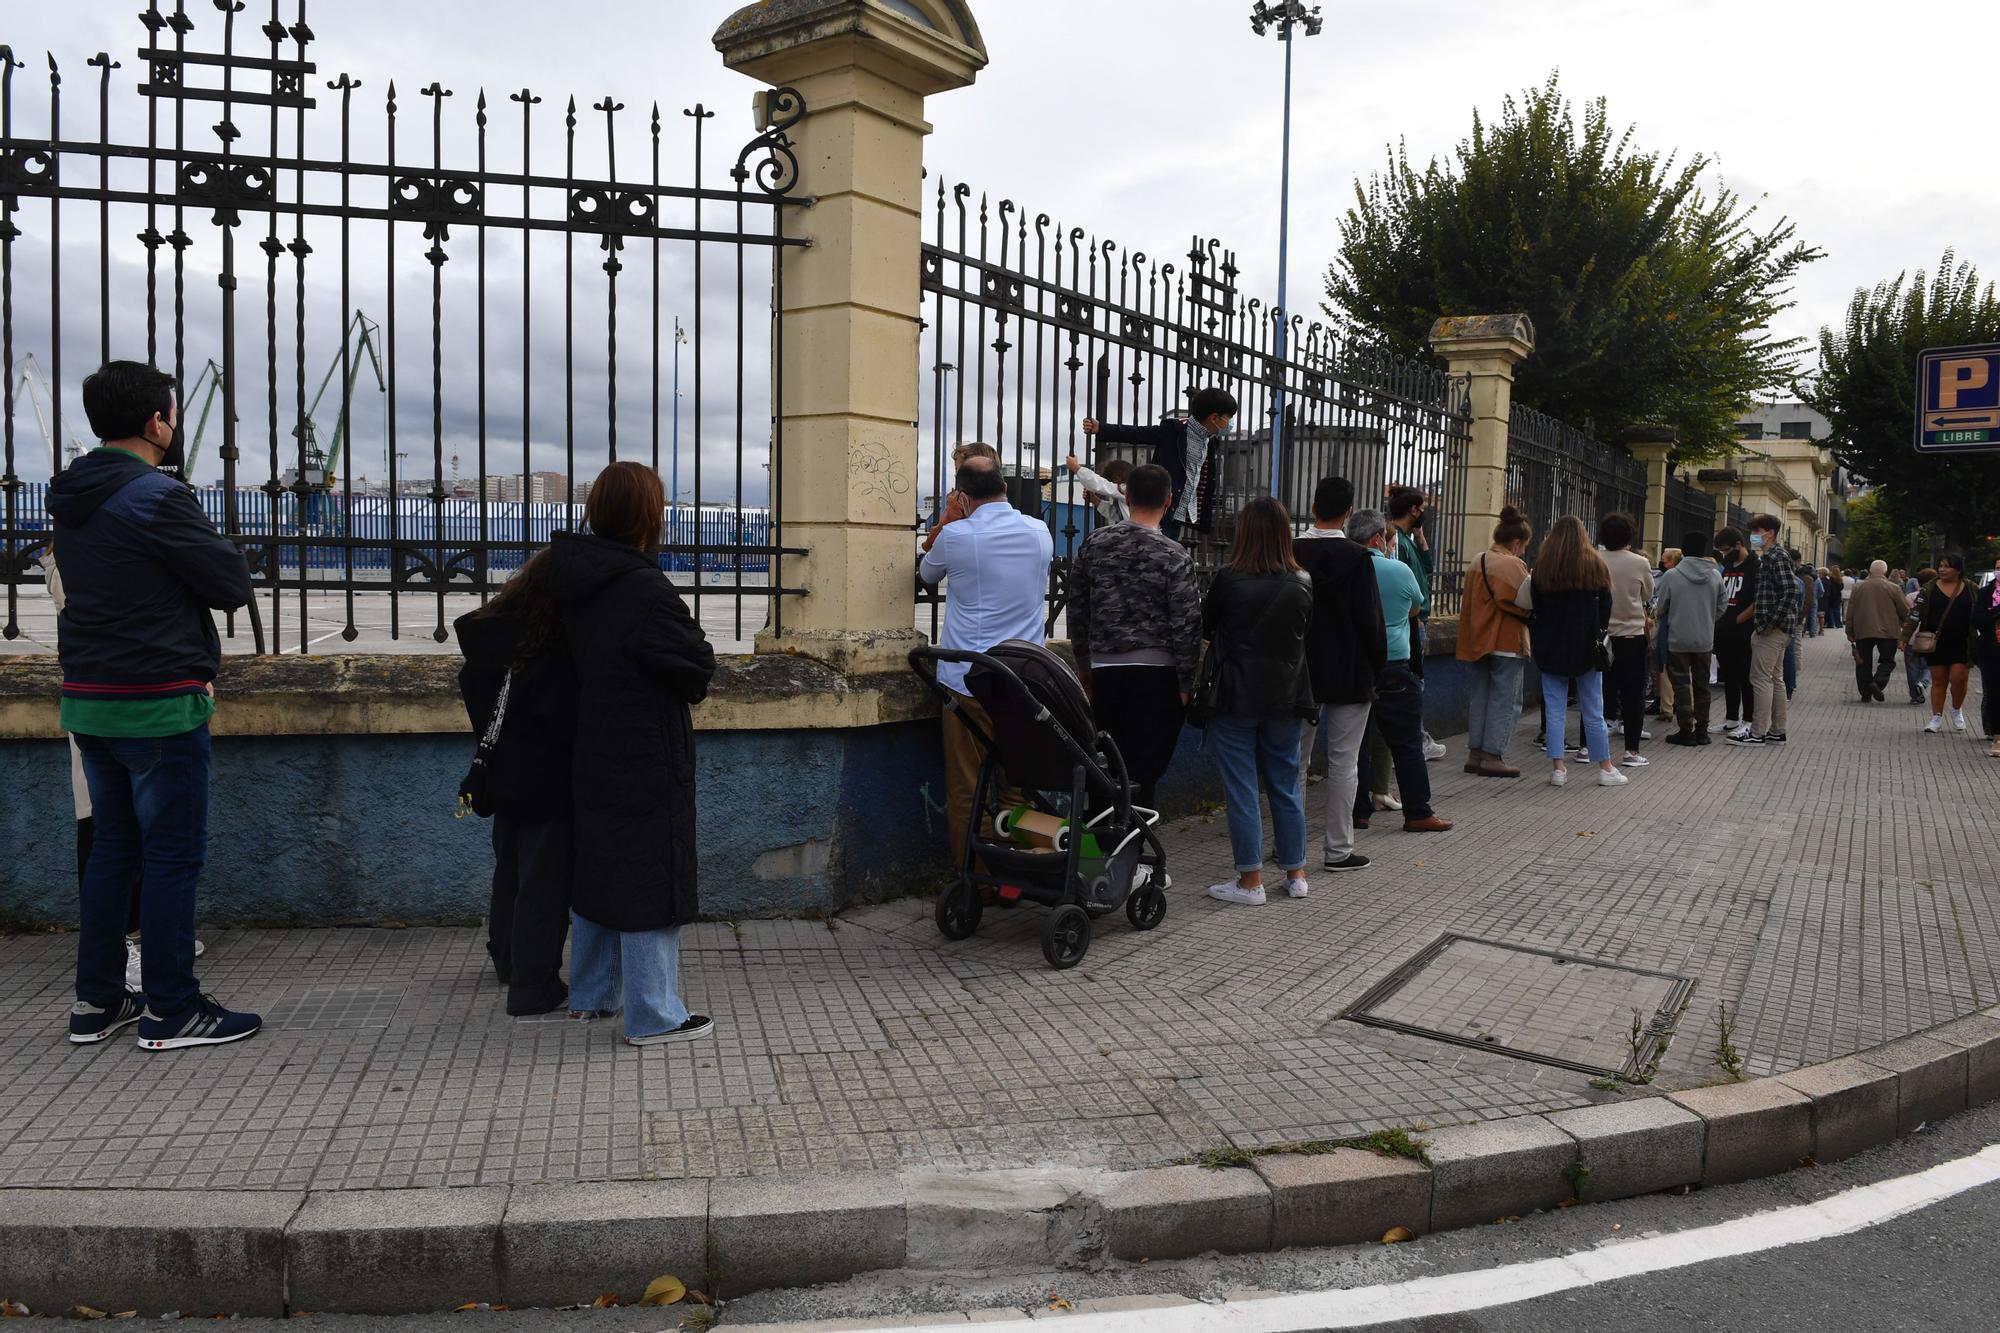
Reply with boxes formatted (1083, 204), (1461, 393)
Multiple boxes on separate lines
(1596, 513), (1656, 767)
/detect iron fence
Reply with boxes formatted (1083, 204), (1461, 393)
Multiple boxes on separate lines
(1, 1), (808, 652)
(1504, 402), (1646, 556)
(916, 179), (1473, 628)
(1664, 472), (1714, 551)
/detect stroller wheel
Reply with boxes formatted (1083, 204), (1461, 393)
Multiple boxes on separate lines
(1041, 904), (1091, 970)
(1125, 885), (1167, 932)
(934, 881), (983, 941)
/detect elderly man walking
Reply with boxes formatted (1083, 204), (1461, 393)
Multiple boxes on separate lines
(919, 454), (1055, 863)
(1846, 560), (1908, 703)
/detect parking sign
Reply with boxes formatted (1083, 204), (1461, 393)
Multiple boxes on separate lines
(1916, 343), (2000, 452)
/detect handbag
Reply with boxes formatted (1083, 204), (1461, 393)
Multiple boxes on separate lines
(1908, 582), (1964, 656)
(1593, 632), (1615, 675)
(455, 666), (514, 819)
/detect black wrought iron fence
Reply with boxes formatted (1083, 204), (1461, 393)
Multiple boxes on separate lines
(916, 179), (1473, 630)
(1504, 403), (1646, 556)
(1664, 472), (1714, 551)
(0, 0), (809, 653)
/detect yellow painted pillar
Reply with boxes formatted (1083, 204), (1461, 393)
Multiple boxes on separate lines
(1622, 426), (1677, 559)
(1428, 315), (1535, 567)
(1697, 465), (1738, 531)
(715, 1), (987, 673)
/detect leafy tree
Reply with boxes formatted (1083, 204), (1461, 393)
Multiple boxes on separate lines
(1805, 252), (2000, 556)
(1324, 74), (1820, 462)
(1836, 490), (1910, 571)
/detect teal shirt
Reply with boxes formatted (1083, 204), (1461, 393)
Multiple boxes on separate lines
(1371, 548), (1426, 663)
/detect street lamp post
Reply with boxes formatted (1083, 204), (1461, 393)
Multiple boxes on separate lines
(1249, 1), (1321, 503)
(671, 316), (688, 506)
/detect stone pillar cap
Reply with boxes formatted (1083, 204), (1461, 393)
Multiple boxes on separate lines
(716, 0), (988, 91)
(1618, 423), (1679, 447)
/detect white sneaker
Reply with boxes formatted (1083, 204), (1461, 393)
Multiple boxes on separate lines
(1549, 768), (1568, 788)
(1710, 721), (1736, 734)
(1950, 707), (1968, 733)
(1727, 724), (1755, 742)
(124, 938), (142, 991)
(1284, 878), (1310, 900)
(1598, 768), (1630, 787)
(1639, 729), (1653, 741)
(1206, 882), (1267, 906)
(1620, 752), (1649, 768)
(1924, 714), (1944, 734)
(1371, 793), (1403, 812)
(1422, 736), (1448, 762)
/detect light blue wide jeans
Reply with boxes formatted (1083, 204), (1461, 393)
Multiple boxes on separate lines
(1540, 671), (1611, 764)
(1466, 655), (1526, 757)
(567, 914), (691, 1040)
(1207, 716), (1306, 874)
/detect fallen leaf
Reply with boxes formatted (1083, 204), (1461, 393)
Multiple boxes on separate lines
(1380, 1226), (1415, 1244)
(1, 1301), (28, 1319)
(72, 1307), (109, 1321)
(1558, 1198), (1581, 1208)
(1576, 831), (1596, 838)
(591, 1294), (620, 1310)
(1611, 1223), (1623, 1232)
(1137, 1259), (1149, 1266)
(638, 1276), (686, 1308)
(451, 1304), (481, 1314)
(1046, 1299), (1074, 1312)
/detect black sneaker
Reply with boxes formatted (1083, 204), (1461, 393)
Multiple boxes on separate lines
(1665, 730), (1700, 747)
(1727, 731), (1767, 746)
(624, 1014), (715, 1046)
(69, 991), (144, 1045)
(1763, 731), (1787, 745)
(1323, 853), (1371, 872)
(136, 994), (262, 1050)
(1695, 731), (1713, 746)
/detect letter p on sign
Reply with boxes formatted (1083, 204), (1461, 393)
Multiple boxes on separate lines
(1939, 357), (1991, 409)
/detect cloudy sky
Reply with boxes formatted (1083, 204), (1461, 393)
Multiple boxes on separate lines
(5, 0), (1997, 499)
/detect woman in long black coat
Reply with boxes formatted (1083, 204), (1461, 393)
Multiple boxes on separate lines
(544, 461), (718, 1045)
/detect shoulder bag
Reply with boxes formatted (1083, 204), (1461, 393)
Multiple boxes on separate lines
(455, 666), (514, 819)
(1187, 579), (1295, 729)
(1908, 582), (1964, 656)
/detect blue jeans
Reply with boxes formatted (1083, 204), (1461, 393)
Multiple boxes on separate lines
(73, 724), (210, 1015)
(1783, 635), (1798, 694)
(1904, 648), (1929, 699)
(1355, 663), (1435, 820)
(1540, 671), (1610, 763)
(1466, 655), (1526, 757)
(1207, 716), (1306, 875)
(568, 914), (691, 1039)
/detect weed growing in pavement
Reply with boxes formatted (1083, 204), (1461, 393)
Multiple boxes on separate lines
(1712, 1001), (1747, 1081)
(1623, 1007), (1667, 1085)
(681, 1308), (719, 1333)
(1562, 1159), (1592, 1197)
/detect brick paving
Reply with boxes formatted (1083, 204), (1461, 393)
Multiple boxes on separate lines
(2, 633), (1995, 1191)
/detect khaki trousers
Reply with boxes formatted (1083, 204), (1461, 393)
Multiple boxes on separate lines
(941, 692), (1022, 866)
(1750, 627), (1790, 735)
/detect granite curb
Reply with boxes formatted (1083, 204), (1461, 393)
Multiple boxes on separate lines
(3, 1002), (1996, 1316)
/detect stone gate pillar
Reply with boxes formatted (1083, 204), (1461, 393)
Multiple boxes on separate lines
(715, 0), (987, 672)
(1622, 424), (1678, 558)
(1428, 315), (1534, 567)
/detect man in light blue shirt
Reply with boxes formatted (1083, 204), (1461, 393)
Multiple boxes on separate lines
(918, 455), (1055, 861)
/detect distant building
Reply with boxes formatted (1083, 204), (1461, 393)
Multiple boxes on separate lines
(571, 476), (595, 506)
(1720, 400), (1845, 567)
(483, 470), (571, 505)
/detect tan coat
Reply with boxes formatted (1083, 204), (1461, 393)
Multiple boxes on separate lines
(1845, 574), (1908, 642)
(1456, 545), (1532, 660)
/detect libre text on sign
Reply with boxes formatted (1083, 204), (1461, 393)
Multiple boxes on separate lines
(1916, 344), (2000, 453)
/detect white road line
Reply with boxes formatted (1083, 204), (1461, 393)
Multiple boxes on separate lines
(846, 1142), (2000, 1333)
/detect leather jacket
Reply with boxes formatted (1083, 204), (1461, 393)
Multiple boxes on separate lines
(1199, 567), (1316, 721)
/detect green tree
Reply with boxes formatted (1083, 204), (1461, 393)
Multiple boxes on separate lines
(1324, 74), (1820, 462)
(1805, 252), (2000, 555)
(1836, 490), (1910, 571)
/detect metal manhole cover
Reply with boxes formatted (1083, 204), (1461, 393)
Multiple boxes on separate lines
(1341, 934), (1693, 1081)
(263, 984), (407, 1030)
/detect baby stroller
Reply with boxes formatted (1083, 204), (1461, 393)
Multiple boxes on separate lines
(909, 640), (1169, 970)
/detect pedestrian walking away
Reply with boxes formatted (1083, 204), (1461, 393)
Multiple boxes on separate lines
(1847, 561), (1906, 703)
(1352, 508), (1454, 830)
(455, 547), (581, 1017)
(1518, 515), (1626, 787)
(1902, 568), (1935, 702)
(1456, 506), (1534, 777)
(544, 462), (718, 1046)
(1597, 512), (1655, 767)
(1295, 476), (1388, 873)
(1909, 554), (1976, 735)
(1067, 463), (1200, 811)
(1195, 497), (1316, 905)
(49, 360), (258, 1050)
(1081, 386), (1236, 541)
(1732, 514), (1797, 746)
(1653, 529), (1727, 745)
(919, 454), (1055, 868)
(1970, 558), (2000, 756)
(1712, 526), (1758, 733)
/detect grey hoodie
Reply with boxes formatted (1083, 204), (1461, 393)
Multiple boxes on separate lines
(1653, 556), (1727, 653)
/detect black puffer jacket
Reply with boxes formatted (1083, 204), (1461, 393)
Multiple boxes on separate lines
(1199, 568), (1316, 721)
(544, 532), (716, 932)
(1529, 585), (1612, 678)
(454, 606), (580, 819)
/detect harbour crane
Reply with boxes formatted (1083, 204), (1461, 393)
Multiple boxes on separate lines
(281, 311), (387, 531)
(8, 353), (89, 470)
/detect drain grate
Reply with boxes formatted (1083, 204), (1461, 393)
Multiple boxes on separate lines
(263, 983), (407, 1030)
(1341, 934), (1694, 1081)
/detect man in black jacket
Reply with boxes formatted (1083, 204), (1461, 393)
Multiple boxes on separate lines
(1081, 386), (1236, 539)
(1293, 476), (1386, 872)
(50, 360), (257, 1050)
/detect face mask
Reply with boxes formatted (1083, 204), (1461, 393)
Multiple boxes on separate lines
(1749, 534), (1765, 550)
(157, 417), (188, 483)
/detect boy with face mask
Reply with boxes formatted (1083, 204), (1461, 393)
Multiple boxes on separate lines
(1730, 513), (1798, 745)
(1711, 526), (1758, 733)
(1082, 387), (1237, 541)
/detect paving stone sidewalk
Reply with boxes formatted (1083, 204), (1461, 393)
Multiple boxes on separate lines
(3, 634), (1995, 1193)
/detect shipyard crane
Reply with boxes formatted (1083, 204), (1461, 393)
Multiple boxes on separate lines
(281, 312), (387, 532)
(9, 353), (88, 470)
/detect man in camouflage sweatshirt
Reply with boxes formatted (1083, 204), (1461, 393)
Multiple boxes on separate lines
(1069, 463), (1201, 809)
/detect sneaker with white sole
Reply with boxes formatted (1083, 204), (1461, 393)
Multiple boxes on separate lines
(1924, 714), (1944, 734)
(1371, 793), (1403, 813)
(1639, 729), (1653, 741)
(1950, 707), (1968, 732)
(1620, 752), (1649, 767)
(1710, 720), (1737, 734)
(1323, 853), (1371, 872)
(1726, 724), (1755, 742)
(69, 991), (144, 1045)
(1206, 882), (1267, 906)
(136, 994), (261, 1050)
(124, 935), (208, 991)
(1728, 731), (1766, 746)
(1549, 768), (1568, 787)
(1284, 878), (1310, 899)
(1597, 768), (1629, 787)
(624, 1014), (715, 1046)
(1422, 737), (1448, 762)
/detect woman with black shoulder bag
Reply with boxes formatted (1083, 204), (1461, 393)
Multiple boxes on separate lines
(1909, 553), (1975, 735)
(1516, 515), (1624, 789)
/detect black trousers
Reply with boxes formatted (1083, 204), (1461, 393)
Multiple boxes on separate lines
(1716, 626), (1753, 721)
(1853, 638), (1897, 699)
(490, 813), (574, 1015)
(1355, 663), (1433, 821)
(1983, 661), (2000, 736)
(1608, 635), (1649, 751)
(1090, 664), (1186, 810)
